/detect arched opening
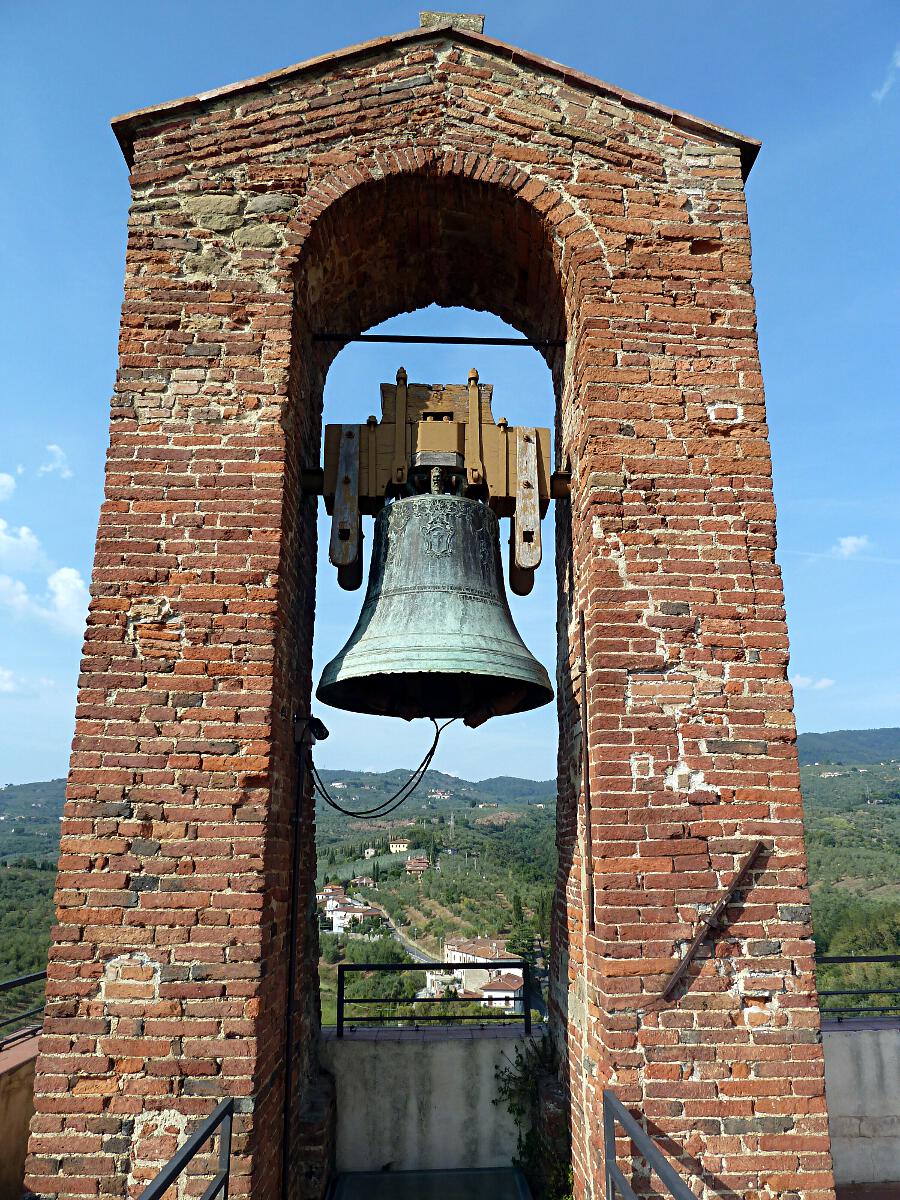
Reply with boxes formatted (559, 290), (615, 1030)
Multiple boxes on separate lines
(278, 170), (579, 1073)
(312, 306), (558, 781)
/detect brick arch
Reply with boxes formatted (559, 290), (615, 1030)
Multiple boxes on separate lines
(292, 167), (571, 378)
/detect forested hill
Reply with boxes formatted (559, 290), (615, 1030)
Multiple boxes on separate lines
(0, 778), (65, 863)
(796, 727), (900, 765)
(314, 768), (555, 834)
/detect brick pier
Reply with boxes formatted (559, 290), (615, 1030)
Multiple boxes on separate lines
(26, 17), (834, 1200)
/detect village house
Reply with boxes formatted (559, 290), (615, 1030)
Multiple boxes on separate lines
(388, 837), (409, 853)
(434, 938), (524, 995)
(444, 937), (512, 965)
(330, 902), (381, 935)
(478, 973), (525, 1015)
(315, 883), (346, 914)
(404, 854), (429, 877)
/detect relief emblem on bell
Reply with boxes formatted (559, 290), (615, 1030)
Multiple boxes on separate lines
(421, 509), (456, 557)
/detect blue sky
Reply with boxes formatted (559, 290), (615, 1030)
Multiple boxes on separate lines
(0, 2), (897, 784)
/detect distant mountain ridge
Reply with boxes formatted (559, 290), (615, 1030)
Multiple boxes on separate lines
(315, 767), (555, 814)
(796, 728), (900, 765)
(2, 725), (898, 834)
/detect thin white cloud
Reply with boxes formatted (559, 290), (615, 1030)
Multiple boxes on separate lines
(0, 518), (45, 572)
(0, 473), (15, 502)
(0, 566), (89, 637)
(38, 444), (73, 479)
(831, 534), (871, 558)
(45, 567), (90, 635)
(792, 675), (835, 691)
(873, 45), (900, 102)
(0, 668), (58, 699)
(0, 575), (31, 619)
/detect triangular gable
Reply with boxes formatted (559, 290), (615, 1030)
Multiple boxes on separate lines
(111, 21), (760, 176)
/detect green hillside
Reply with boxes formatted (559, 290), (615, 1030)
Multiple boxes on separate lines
(797, 727), (900, 765)
(0, 778), (65, 865)
(1, 733), (897, 1016)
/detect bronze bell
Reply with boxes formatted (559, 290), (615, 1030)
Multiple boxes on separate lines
(316, 493), (553, 728)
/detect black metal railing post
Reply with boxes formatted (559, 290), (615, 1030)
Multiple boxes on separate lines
(218, 1103), (233, 1200)
(336, 964), (345, 1039)
(602, 1090), (699, 1200)
(523, 961), (532, 1036)
(138, 1097), (234, 1200)
(603, 1088), (617, 1200)
(332, 959), (535, 1034)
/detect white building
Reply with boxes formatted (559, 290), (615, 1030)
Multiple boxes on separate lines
(389, 838), (410, 854)
(444, 937), (511, 965)
(364, 847), (376, 859)
(316, 883), (346, 914)
(330, 903), (381, 934)
(478, 973), (525, 1015)
(435, 939), (523, 996)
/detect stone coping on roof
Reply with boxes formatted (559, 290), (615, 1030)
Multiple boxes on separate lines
(110, 22), (760, 177)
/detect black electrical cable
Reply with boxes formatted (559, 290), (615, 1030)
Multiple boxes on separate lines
(309, 719), (448, 818)
(309, 718), (456, 818)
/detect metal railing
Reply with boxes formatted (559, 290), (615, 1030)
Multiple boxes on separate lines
(0, 970), (47, 1047)
(603, 1090), (699, 1200)
(335, 959), (533, 1038)
(815, 952), (899, 1021)
(138, 1097), (234, 1200)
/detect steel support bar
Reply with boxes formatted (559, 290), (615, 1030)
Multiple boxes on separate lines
(0, 970), (46, 993)
(816, 954), (900, 964)
(818, 987), (900, 997)
(0, 1005), (44, 1030)
(342, 996), (521, 1006)
(602, 1091), (699, 1200)
(661, 841), (765, 1001)
(138, 1098), (234, 1200)
(312, 333), (565, 347)
(336, 1017), (525, 1027)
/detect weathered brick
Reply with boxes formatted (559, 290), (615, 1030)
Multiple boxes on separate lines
(26, 20), (830, 1200)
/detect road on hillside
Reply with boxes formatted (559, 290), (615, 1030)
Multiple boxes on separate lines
(372, 905), (437, 964)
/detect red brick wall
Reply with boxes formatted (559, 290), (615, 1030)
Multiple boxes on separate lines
(26, 28), (834, 1200)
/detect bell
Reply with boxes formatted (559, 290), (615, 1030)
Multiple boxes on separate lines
(316, 494), (553, 727)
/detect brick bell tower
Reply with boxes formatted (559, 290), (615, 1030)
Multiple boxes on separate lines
(26, 13), (835, 1200)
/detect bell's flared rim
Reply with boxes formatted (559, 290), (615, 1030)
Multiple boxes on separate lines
(316, 491), (553, 725)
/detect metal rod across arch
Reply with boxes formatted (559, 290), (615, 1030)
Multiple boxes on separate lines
(312, 332), (566, 347)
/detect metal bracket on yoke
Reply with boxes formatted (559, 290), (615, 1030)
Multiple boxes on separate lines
(329, 425), (363, 591)
(464, 368), (485, 488)
(309, 366), (570, 590)
(391, 367), (409, 487)
(509, 426), (541, 596)
(660, 840), (767, 1001)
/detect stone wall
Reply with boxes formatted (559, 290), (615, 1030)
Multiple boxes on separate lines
(0, 1035), (38, 1200)
(26, 20), (833, 1200)
(320, 1029), (523, 1172)
(823, 1025), (900, 1187)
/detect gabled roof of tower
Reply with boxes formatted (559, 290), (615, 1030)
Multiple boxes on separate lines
(111, 21), (760, 177)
